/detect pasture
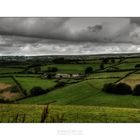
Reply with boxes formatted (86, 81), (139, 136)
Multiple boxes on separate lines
(15, 77), (57, 94)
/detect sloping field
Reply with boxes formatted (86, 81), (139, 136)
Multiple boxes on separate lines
(89, 71), (130, 79)
(18, 77), (140, 108)
(1, 104), (140, 122)
(120, 73), (140, 88)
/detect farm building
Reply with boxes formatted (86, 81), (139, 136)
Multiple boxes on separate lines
(42, 73), (85, 79)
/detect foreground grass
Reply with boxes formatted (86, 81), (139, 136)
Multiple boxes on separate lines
(1, 104), (140, 123)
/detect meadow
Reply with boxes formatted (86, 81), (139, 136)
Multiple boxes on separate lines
(1, 104), (140, 123)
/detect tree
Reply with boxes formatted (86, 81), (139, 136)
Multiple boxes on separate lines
(100, 63), (104, 70)
(102, 83), (116, 93)
(47, 67), (58, 72)
(111, 59), (115, 63)
(135, 64), (140, 69)
(102, 82), (132, 95)
(47, 73), (56, 79)
(114, 83), (132, 95)
(102, 58), (109, 64)
(133, 84), (140, 96)
(30, 87), (46, 96)
(85, 67), (93, 75)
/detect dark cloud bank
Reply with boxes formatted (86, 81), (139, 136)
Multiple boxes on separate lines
(0, 17), (140, 55)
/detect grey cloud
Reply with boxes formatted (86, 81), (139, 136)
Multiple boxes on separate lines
(0, 18), (69, 40)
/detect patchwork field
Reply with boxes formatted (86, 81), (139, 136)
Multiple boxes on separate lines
(1, 56), (140, 122)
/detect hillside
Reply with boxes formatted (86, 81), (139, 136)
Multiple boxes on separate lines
(18, 77), (140, 108)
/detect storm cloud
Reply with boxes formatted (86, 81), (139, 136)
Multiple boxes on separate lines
(0, 17), (139, 43)
(0, 17), (140, 55)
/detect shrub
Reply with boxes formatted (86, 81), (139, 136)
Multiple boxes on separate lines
(30, 87), (46, 96)
(133, 84), (140, 96)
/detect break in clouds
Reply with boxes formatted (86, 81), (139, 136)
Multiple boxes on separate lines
(1, 17), (140, 55)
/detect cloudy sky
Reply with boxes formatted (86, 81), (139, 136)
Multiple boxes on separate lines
(1, 17), (140, 55)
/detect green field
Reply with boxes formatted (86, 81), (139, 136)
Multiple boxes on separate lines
(1, 56), (140, 122)
(89, 71), (130, 79)
(117, 63), (138, 69)
(0, 67), (23, 73)
(18, 77), (140, 108)
(15, 77), (57, 94)
(1, 104), (140, 123)
(41, 63), (111, 73)
(0, 77), (15, 84)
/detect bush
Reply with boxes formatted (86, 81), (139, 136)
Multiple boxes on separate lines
(133, 84), (140, 96)
(102, 82), (132, 95)
(30, 87), (46, 96)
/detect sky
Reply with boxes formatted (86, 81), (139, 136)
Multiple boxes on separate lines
(1, 17), (140, 55)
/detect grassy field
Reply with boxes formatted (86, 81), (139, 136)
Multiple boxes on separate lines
(18, 76), (140, 108)
(0, 67), (23, 73)
(89, 71), (130, 79)
(1, 104), (140, 123)
(1, 56), (140, 122)
(0, 77), (15, 84)
(15, 77), (57, 94)
(117, 63), (138, 69)
(41, 64), (111, 73)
